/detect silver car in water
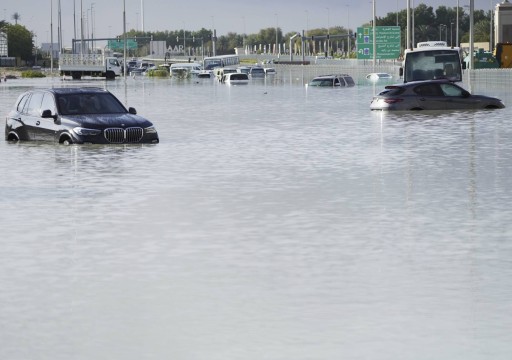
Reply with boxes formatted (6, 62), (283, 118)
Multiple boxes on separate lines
(370, 80), (505, 111)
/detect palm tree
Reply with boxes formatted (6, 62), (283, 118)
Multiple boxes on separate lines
(12, 12), (21, 25)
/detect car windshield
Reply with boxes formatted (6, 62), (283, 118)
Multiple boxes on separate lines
(57, 93), (127, 115)
(310, 79), (333, 86)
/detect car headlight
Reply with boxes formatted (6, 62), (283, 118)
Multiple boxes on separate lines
(73, 127), (102, 136)
(145, 126), (157, 134)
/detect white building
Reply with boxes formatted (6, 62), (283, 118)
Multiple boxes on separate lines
(495, 0), (512, 44)
(0, 31), (7, 57)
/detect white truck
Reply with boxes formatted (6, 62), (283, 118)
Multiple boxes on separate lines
(399, 41), (465, 83)
(59, 53), (122, 80)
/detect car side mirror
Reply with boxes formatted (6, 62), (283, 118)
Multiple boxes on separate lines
(461, 90), (470, 98)
(41, 109), (58, 121)
(128, 107), (137, 115)
(399, 67), (404, 77)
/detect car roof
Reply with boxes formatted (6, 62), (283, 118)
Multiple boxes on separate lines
(313, 74), (352, 79)
(35, 87), (111, 95)
(387, 79), (454, 88)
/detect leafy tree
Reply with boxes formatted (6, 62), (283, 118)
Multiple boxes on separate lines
(4, 23), (33, 61)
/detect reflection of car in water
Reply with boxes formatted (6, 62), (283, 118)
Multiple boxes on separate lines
(370, 79), (505, 111)
(308, 74), (355, 87)
(5, 88), (159, 144)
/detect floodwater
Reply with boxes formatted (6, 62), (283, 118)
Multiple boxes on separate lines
(1, 70), (512, 360)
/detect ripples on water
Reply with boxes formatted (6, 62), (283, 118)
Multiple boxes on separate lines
(1, 74), (512, 360)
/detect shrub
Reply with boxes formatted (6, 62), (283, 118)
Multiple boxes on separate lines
(146, 69), (169, 77)
(21, 70), (46, 78)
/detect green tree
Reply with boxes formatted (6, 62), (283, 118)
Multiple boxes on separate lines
(5, 23), (33, 61)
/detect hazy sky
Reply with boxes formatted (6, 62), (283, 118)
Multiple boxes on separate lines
(3, 1), (494, 47)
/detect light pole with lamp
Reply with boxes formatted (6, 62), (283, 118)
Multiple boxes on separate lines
(326, 7), (330, 56)
(305, 10), (309, 56)
(275, 13), (279, 55)
(346, 4), (350, 58)
(450, 22), (454, 46)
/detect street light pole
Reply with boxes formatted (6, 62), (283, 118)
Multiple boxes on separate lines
(450, 22), (453, 46)
(326, 7), (330, 56)
(346, 5), (350, 58)
(456, 0), (459, 47)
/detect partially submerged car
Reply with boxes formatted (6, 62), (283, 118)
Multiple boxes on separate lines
(308, 74), (355, 87)
(366, 72), (393, 82)
(220, 72), (249, 85)
(370, 80), (505, 111)
(5, 87), (159, 144)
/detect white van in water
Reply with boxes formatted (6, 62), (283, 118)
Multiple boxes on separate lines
(170, 62), (202, 78)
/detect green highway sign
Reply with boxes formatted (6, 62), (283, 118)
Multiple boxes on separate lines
(356, 26), (401, 60)
(108, 39), (138, 50)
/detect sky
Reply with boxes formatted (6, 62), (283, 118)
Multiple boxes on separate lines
(3, 0), (495, 47)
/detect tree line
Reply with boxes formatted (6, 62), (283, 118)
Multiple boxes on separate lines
(0, 5), (493, 64)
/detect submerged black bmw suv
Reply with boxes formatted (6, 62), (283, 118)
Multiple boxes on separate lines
(5, 87), (159, 144)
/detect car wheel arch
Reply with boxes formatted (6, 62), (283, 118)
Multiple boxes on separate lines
(6, 131), (20, 141)
(59, 133), (73, 145)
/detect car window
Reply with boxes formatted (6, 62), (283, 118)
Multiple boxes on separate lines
(41, 93), (57, 114)
(414, 83), (444, 96)
(57, 93), (127, 115)
(17, 94), (30, 113)
(380, 87), (405, 96)
(26, 92), (44, 116)
(334, 77), (343, 87)
(344, 77), (355, 86)
(440, 83), (465, 97)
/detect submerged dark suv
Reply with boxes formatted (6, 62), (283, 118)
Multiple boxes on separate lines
(5, 87), (159, 144)
(308, 74), (355, 87)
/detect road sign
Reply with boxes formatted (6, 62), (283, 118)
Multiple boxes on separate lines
(108, 39), (138, 50)
(356, 26), (400, 60)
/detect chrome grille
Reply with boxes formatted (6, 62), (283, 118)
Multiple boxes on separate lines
(104, 127), (144, 143)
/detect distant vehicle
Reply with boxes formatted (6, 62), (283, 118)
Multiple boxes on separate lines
(248, 66), (265, 78)
(5, 88), (159, 144)
(463, 48), (499, 69)
(492, 43), (512, 68)
(236, 66), (252, 74)
(400, 41), (465, 83)
(220, 72), (249, 85)
(308, 74), (355, 87)
(197, 70), (213, 79)
(264, 67), (276, 75)
(125, 59), (139, 74)
(203, 55), (240, 71)
(370, 79), (505, 111)
(213, 66), (238, 81)
(366, 72), (393, 82)
(59, 52), (122, 80)
(170, 62), (202, 78)
(130, 61), (155, 75)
